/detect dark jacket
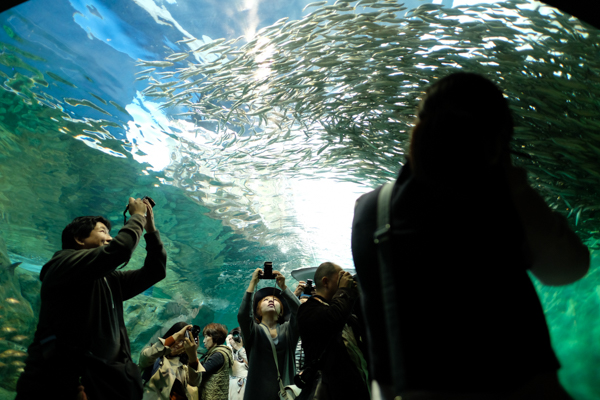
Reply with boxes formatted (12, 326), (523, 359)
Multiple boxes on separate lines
(17, 214), (167, 400)
(297, 290), (370, 400)
(351, 163), (562, 393)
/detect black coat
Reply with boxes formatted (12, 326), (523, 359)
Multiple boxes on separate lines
(17, 214), (167, 400)
(297, 290), (370, 400)
(351, 163), (560, 393)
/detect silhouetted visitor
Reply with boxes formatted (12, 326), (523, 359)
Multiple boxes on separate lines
(237, 268), (300, 400)
(139, 322), (202, 399)
(351, 72), (589, 400)
(17, 198), (167, 400)
(198, 323), (233, 400)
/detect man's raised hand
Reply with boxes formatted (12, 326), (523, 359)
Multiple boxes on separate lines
(128, 197), (146, 216)
(143, 198), (157, 233)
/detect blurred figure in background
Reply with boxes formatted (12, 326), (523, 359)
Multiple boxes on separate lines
(226, 327), (248, 400)
(237, 267), (300, 400)
(199, 323), (233, 400)
(293, 280), (313, 373)
(139, 322), (202, 400)
(352, 72), (590, 399)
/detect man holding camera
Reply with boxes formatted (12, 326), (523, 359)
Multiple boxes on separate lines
(297, 262), (370, 400)
(17, 197), (167, 400)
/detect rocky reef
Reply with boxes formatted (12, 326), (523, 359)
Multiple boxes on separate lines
(0, 237), (37, 394)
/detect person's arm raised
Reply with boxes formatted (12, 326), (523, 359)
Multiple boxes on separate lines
(238, 268), (261, 351)
(246, 268), (261, 293)
(117, 199), (167, 300)
(275, 271), (300, 314)
(61, 198), (147, 280)
(506, 165), (589, 285)
(138, 324), (190, 370)
(294, 281), (306, 298)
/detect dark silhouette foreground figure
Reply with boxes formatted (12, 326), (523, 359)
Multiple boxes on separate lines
(351, 73), (589, 400)
(17, 198), (167, 400)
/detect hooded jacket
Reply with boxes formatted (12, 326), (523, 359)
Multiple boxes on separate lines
(17, 214), (167, 400)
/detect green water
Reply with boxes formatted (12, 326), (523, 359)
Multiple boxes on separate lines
(0, 0), (599, 398)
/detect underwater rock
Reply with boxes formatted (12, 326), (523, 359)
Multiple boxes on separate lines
(0, 385), (16, 400)
(189, 305), (215, 329)
(124, 296), (172, 359)
(14, 270), (41, 318)
(161, 300), (189, 319)
(0, 236), (35, 392)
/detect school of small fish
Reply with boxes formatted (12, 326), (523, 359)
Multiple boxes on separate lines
(0, 349), (27, 358)
(137, 0), (600, 246)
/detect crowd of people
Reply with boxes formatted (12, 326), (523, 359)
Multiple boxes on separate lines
(14, 73), (590, 400)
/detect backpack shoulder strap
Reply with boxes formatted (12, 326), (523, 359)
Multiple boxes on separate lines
(374, 181), (394, 244)
(374, 180), (407, 389)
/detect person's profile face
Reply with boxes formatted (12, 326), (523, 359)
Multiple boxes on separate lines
(77, 222), (112, 249)
(203, 334), (215, 350)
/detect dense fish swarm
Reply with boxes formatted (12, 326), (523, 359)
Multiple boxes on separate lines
(139, 0), (600, 246)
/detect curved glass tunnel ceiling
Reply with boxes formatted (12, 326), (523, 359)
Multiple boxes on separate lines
(0, 0), (599, 397)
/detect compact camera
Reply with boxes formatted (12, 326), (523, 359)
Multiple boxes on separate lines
(259, 261), (275, 279)
(123, 196), (156, 224)
(185, 325), (201, 342)
(142, 196), (156, 208)
(304, 279), (314, 295)
(232, 331), (241, 343)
